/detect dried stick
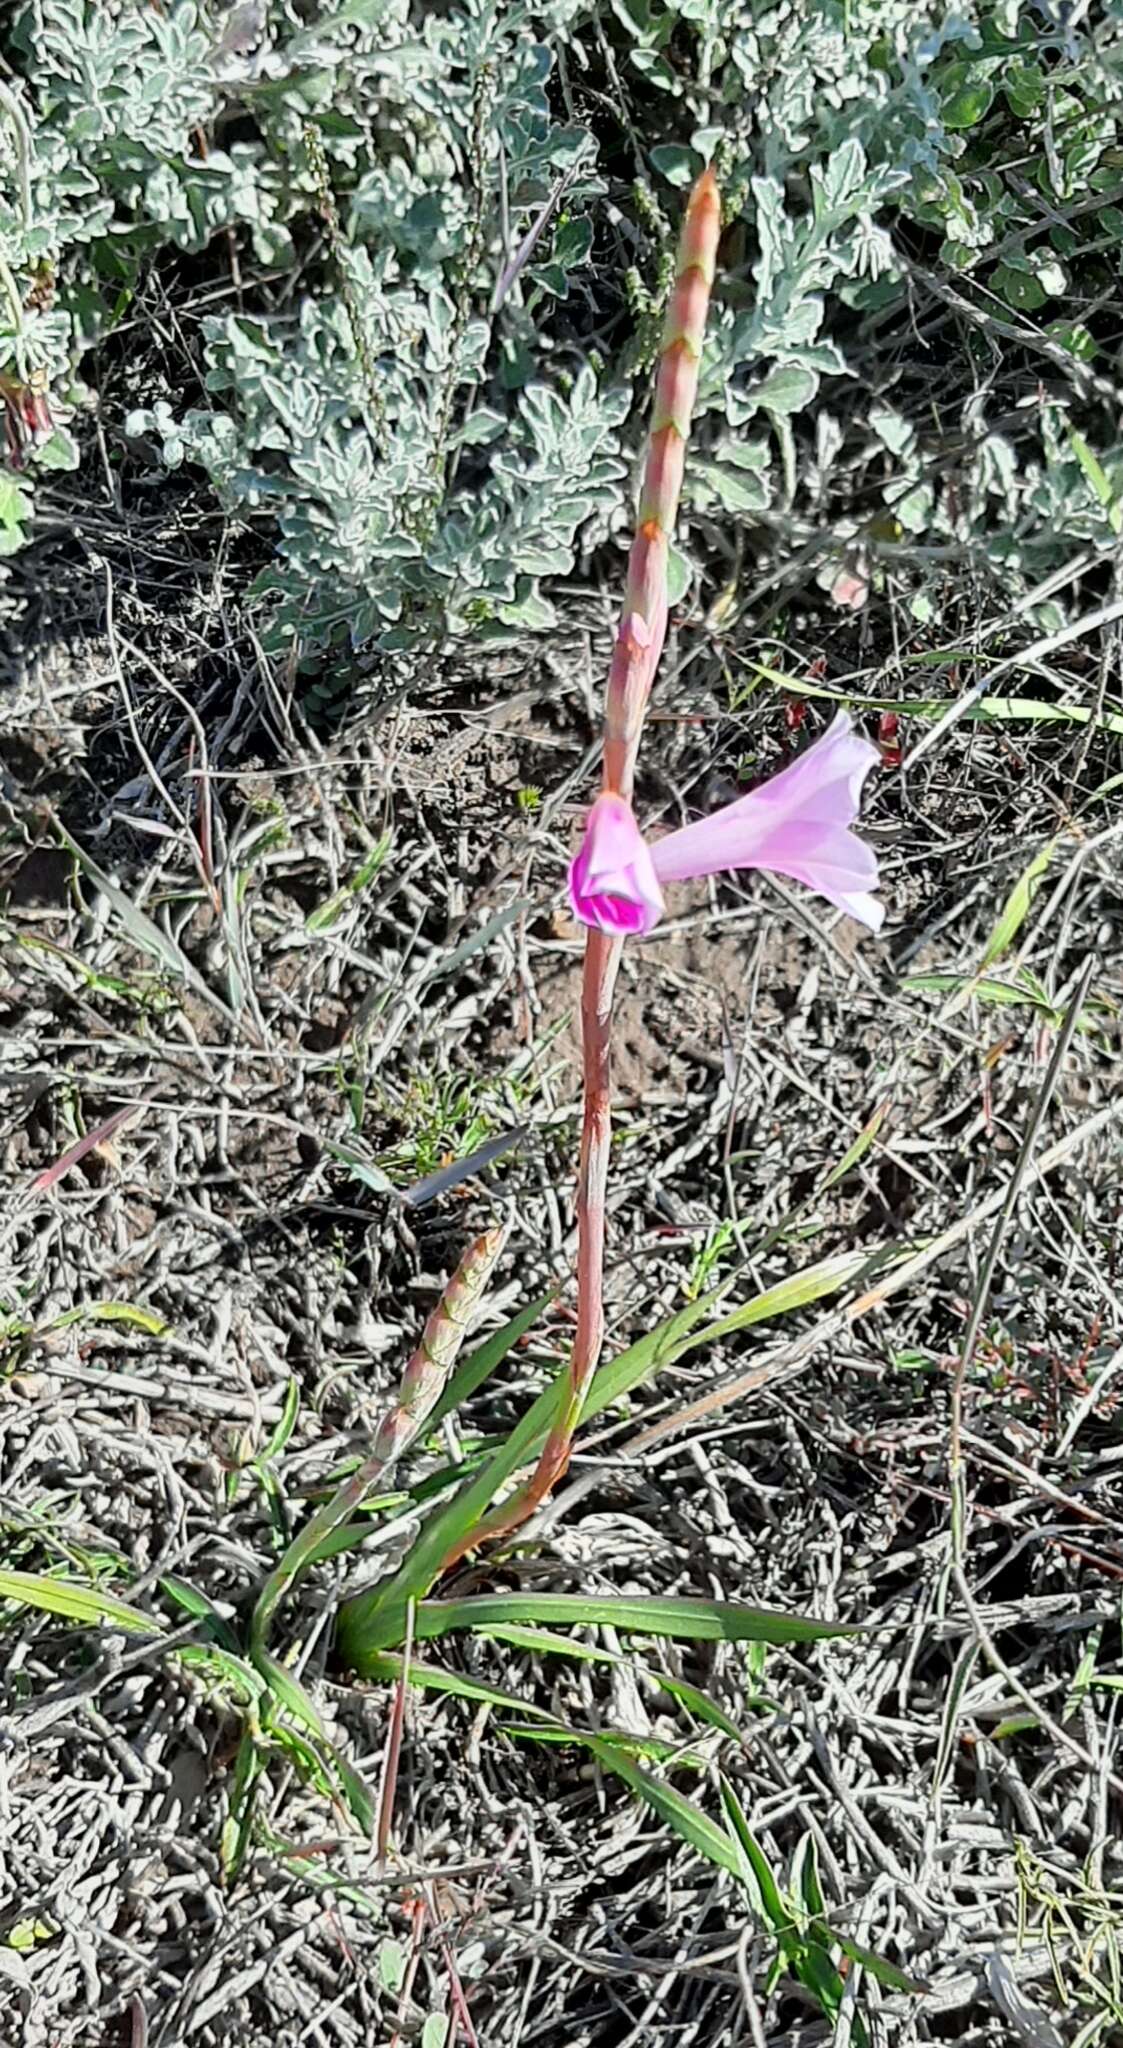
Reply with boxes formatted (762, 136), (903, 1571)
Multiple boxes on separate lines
(441, 170), (721, 1565)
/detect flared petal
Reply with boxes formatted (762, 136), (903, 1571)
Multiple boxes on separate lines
(747, 820), (884, 933)
(650, 713), (883, 932)
(568, 793), (666, 936)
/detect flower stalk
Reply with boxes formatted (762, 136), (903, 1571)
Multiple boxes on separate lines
(441, 170), (722, 1566)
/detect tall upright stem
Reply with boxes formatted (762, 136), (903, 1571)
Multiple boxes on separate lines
(441, 170), (721, 1565)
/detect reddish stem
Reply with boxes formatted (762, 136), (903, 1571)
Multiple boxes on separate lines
(440, 171), (720, 1564)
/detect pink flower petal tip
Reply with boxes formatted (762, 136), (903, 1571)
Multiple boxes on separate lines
(569, 793), (665, 936)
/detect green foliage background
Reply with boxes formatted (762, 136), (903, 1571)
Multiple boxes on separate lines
(2, 0), (1121, 650)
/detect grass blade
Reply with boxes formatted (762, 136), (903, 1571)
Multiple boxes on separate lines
(335, 1371), (571, 1660)
(832, 1933), (923, 1995)
(819, 1098), (892, 1191)
(177, 1643), (268, 1706)
(570, 1737), (742, 1877)
(573, 1247), (901, 1449)
(0, 1568), (161, 1635)
(401, 1125), (528, 1208)
(477, 1621), (622, 1666)
(52, 818), (239, 1025)
(346, 1588), (855, 1664)
(721, 1775), (790, 1929)
(649, 1672), (747, 1742)
(980, 838), (1057, 968)
(357, 1649), (560, 1719)
(506, 1723), (692, 1765)
(160, 1575), (241, 1651)
(27, 1103), (146, 1197)
(745, 661), (1123, 739)
(903, 971), (1109, 1034)
(259, 1376), (301, 1466)
(689, 1251), (880, 1357)
(418, 900), (532, 986)
(324, 1140), (397, 1198)
(255, 1648), (328, 1735)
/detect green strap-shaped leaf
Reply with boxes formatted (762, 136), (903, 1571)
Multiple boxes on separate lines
(349, 1589), (857, 1662)
(0, 1569), (161, 1635)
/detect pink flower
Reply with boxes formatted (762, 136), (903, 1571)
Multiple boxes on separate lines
(569, 712), (883, 937)
(569, 792), (665, 936)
